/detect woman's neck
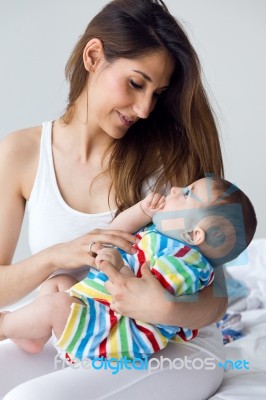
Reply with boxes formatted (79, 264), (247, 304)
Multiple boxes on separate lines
(54, 118), (113, 165)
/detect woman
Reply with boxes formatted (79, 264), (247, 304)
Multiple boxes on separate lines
(0, 0), (227, 399)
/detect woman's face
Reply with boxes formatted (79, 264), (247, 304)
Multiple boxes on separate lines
(87, 49), (175, 139)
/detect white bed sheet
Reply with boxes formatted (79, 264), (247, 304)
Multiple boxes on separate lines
(210, 238), (266, 399)
(1, 239), (266, 399)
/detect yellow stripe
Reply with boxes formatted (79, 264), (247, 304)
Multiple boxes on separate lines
(56, 303), (81, 348)
(71, 283), (112, 303)
(107, 324), (120, 358)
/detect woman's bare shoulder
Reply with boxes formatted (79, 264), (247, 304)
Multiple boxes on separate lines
(0, 126), (42, 198)
(0, 125), (42, 164)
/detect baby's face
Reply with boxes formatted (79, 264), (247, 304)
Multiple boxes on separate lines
(162, 177), (216, 213)
(153, 178), (219, 237)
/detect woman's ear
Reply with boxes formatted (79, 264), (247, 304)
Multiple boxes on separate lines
(83, 38), (105, 72)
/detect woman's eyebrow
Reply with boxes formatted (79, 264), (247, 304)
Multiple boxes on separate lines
(132, 70), (169, 90)
(132, 70), (152, 82)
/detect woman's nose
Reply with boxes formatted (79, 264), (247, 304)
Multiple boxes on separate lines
(133, 95), (154, 119)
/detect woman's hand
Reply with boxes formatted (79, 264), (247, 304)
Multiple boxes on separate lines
(100, 261), (169, 323)
(46, 229), (138, 272)
(98, 260), (228, 328)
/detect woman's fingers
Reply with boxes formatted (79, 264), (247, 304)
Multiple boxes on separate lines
(99, 260), (124, 283)
(86, 229), (138, 255)
(48, 229), (137, 271)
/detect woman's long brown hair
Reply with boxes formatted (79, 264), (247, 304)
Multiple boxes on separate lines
(61, 0), (224, 215)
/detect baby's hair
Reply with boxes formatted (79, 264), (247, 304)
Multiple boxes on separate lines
(195, 176), (257, 265)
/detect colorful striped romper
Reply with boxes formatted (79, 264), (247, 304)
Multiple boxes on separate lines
(56, 225), (214, 360)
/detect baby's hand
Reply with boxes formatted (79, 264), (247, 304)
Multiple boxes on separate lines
(140, 192), (166, 217)
(95, 247), (124, 271)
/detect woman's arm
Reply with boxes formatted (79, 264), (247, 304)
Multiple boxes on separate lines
(0, 133), (138, 307)
(109, 193), (165, 233)
(99, 261), (228, 329)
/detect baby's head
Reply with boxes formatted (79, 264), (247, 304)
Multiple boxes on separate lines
(153, 176), (257, 266)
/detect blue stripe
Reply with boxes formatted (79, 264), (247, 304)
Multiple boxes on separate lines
(76, 298), (96, 359)
(88, 302), (109, 357)
(156, 324), (180, 338)
(129, 320), (154, 356)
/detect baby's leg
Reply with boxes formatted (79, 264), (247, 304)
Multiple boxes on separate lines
(33, 274), (78, 350)
(36, 274), (78, 298)
(6, 274), (79, 353)
(0, 292), (82, 354)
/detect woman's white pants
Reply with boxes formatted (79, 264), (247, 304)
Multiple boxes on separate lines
(0, 324), (225, 400)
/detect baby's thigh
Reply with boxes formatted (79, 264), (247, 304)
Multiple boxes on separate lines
(38, 274), (78, 296)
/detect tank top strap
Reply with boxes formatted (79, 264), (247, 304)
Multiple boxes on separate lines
(27, 121), (53, 206)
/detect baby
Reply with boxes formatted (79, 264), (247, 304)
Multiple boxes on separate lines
(0, 176), (257, 361)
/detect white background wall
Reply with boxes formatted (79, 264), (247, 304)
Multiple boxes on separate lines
(0, 0), (265, 262)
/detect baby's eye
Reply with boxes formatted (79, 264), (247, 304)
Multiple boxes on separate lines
(183, 187), (191, 198)
(129, 79), (142, 90)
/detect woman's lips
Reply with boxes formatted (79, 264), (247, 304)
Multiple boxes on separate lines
(117, 112), (134, 127)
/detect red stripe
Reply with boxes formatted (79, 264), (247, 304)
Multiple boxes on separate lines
(136, 250), (146, 278)
(134, 321), (161, 352)
(99, 338), (107, 358)
(208, 270), (215, 284)
(151, 269), (175, 295)
(174, 245), (191, 258)
(177, 329), (198, 341)
(99, 309), (117, 358)
(93, 298), (111, 306)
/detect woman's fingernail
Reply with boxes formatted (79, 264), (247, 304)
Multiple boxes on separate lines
(131, 246), (138, 254)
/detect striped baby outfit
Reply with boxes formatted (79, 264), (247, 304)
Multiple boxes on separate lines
(56, 225), (214, 360)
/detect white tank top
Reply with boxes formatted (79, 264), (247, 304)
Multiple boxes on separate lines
(26, 121), (115, 272)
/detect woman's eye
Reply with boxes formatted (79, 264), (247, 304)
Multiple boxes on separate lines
(183, 187), (191, 198)
(129, 79), (142, 90)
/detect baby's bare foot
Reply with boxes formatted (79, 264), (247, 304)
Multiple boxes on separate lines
(10, 338), (46, 354)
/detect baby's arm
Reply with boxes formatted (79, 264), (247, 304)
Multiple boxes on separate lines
(109, 192), (165, 233)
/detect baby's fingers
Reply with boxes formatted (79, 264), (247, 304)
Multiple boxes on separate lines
(157, 195), (166, 209)
(150, 193), (164, 209)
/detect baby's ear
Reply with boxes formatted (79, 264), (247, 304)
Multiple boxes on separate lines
(180, 226), (205, 246)
(192, 226), (205, 246)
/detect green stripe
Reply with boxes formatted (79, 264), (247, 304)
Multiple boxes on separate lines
(149, 232), (158, 265)
(184, 253), (206, 271)
(118, 317), (131, 358)
(82, 278), (110, 295)
(66, 306), (88, 353)
(156, 257), (192, 294)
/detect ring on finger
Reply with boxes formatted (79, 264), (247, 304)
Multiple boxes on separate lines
(88, 241), (96, 255)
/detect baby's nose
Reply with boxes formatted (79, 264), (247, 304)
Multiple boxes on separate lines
(170, 186), (182, 195)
